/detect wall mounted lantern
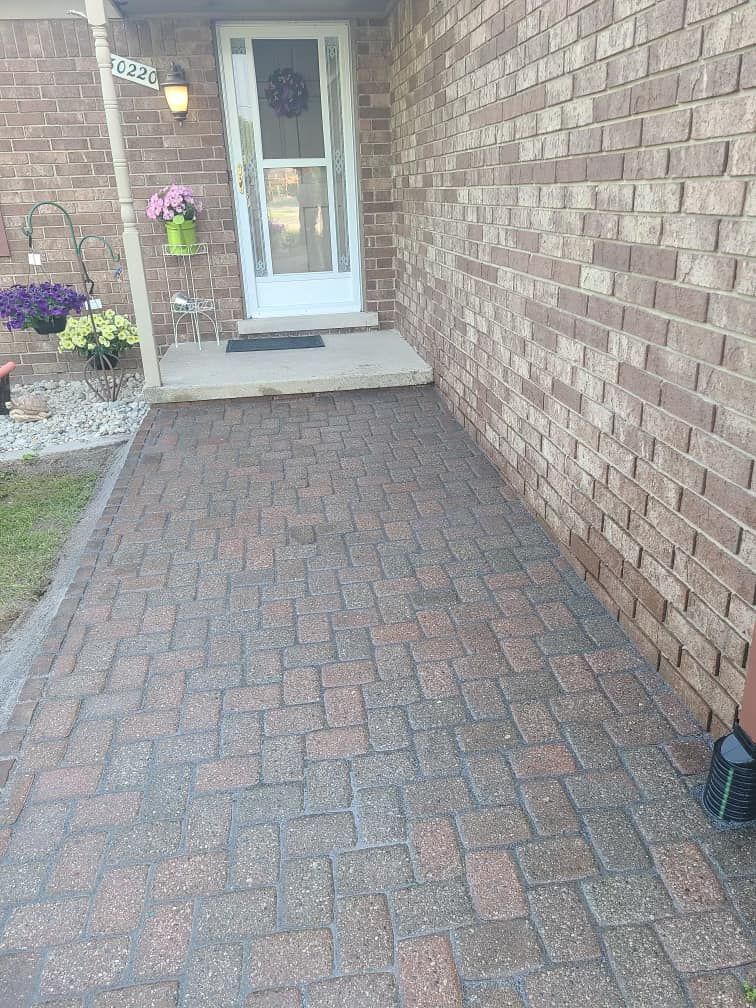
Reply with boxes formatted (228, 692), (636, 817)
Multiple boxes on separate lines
(162, 63), (189, 123)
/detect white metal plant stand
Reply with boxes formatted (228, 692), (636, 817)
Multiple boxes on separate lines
(161, 242), (220, 349)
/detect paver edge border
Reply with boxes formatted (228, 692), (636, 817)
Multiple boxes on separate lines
(0, 432), (137, 730)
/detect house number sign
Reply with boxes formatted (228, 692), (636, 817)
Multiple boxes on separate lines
(111, 55), (159, 91)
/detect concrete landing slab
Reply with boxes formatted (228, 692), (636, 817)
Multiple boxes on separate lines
(144, 329), (432, 403)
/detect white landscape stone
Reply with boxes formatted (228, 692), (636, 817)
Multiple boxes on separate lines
(0, 375), (148, 458)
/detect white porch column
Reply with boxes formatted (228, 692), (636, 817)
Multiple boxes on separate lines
(83, 0), (162, 388)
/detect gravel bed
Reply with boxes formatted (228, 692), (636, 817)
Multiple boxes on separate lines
(0, 376), (148, 458)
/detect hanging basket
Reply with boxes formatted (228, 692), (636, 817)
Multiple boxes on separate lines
(31, 315), (68, 335)
(87, 350), (120, 371)
(83, 350), (123, 402)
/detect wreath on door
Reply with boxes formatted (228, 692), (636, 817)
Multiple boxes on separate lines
(265, 68), (308, 118)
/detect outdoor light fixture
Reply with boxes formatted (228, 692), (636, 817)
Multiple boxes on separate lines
(171, 292), (191, 309)
(162, 64), (189, 123)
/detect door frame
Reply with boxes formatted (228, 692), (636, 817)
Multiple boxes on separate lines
(216, 21), (364, 319)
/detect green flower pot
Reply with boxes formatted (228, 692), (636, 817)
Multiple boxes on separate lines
(179, 216), (198, 248)
(165, 214), (198, 254)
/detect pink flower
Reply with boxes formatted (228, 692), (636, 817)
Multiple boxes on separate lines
(145, 183), (201, 222)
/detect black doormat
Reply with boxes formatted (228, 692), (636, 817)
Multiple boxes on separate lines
(226, 335), (325, 353)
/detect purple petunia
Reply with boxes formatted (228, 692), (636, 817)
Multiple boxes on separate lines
(0, 282), (87, 331)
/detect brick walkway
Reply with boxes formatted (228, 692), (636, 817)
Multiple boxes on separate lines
(1, 387), (754, 1008)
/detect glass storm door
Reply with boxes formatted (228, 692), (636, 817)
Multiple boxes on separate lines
(218, 24), (362, 318)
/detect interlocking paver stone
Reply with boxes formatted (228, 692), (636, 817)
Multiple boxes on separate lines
(686, 972), (755, 1008)
(454, 921), (544, 979)
(92, 984), (178, 1008)
(245, 991), (301, 1008)
(134, 902), (192, 978)
(285, 811), (356, 855)
(651, 841), (727, 910)
(356, 786), (406, 844)
(249, 930), (333, 988)
(702, 833), (756, 877)
(524, 963), (623, 1008)
(40, 938), (130, 997)
(398, 934), (463, 1008)
(337, 894), (394, 969)
(633, 797), (711, 841)
(306, 974), (398, 1008)
(233, 822), (282, 887)
(462, 989), (523, 1007)
(90, 866), (148, 934)
(282, 858), (334, 928)
(583, 874), (674, 926)
(458, 806), (532, 848)
(0, 388), (750, 1005)
(517, 836), (597, 884)
(410, 817), (464, 881)
(728, 877), (756, 932)
(518, 778), (579, 835)
(466, 851), (526, 920)
(186, 794), (232, 852)
(604, 926), (688, 1008)
(195, 889), (277, 942)
(335, 845), (414, 895)
(152, 851), (227, 899)
(0, 859), (47, 904)
(405, 776), (472, 817)
(0, 898), (88, 950)
(238, 783), (303, 822)
(48, 833), (106, 895)
(655, 911), (755, 972)
(415, 730), (461, 775)
(392, 879), (475, 935)
(184, 943), (243, 1008)
(581, 809), (652, 872)
(528, 884), (600, 962)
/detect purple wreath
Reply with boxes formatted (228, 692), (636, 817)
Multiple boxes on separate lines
(265, 67), (308, 118)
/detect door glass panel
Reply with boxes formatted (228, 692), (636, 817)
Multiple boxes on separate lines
(325, 37), (350, 272)
(265, 167), (332, 274)
(253, 39), (325, 159)
(230, 38), (267, 277)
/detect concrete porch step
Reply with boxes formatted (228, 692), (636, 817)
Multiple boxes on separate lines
(236, 311), (379, 335)
(145, 329), (432, 404)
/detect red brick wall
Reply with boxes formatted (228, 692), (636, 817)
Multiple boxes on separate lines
(356, 19), (396, 321)
(0, 18), (243, 379)
(389, 0), (755, 736)
(0, 17), (394, 380)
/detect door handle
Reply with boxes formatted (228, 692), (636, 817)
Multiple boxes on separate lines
(236, 163), (245, 195)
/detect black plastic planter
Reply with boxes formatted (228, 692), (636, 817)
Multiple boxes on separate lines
(703, 724), (756, 823)
(32, 315), (68, 335)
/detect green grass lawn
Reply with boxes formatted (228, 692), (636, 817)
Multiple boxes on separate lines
(0, 469), (99, 633)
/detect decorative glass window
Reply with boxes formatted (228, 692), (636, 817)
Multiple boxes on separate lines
(231, 38), (267, 277)
(325, 37), (350, 272)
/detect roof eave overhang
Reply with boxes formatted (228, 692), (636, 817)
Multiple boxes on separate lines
(112, 0), (390, 17)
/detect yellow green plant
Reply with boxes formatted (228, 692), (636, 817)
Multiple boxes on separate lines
(59, 310), (139, 356)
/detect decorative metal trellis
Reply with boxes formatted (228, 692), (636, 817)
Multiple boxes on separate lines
(22, 200), (126, 401)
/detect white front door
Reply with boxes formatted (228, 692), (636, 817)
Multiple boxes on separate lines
(218, 23), (362, 318)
